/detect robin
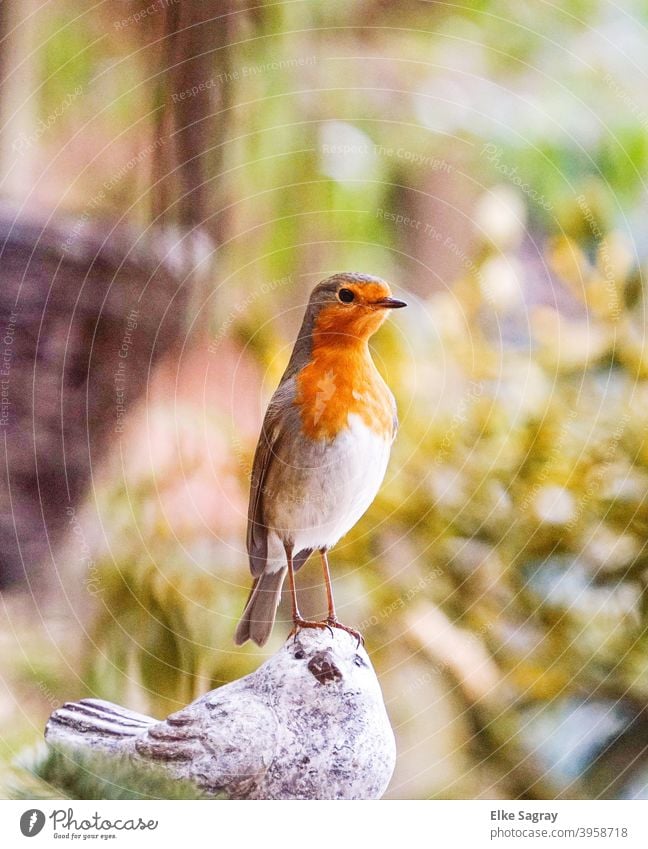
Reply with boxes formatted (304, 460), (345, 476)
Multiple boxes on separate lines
(234, 272), (406, 647)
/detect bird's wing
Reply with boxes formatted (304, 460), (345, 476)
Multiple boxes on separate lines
(386, 383), (398, 442)
(373, 365), (398, 443)
(134, 687), (278, 797)
(46, 698), (155, 752)
(246, 378), (296, 576)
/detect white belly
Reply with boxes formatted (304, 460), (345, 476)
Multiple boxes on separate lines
(265, 413), (391, 564)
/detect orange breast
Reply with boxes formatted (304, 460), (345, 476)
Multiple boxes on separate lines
(296, 343), (394, 441)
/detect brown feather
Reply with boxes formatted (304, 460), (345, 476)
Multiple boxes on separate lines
(246, 379), (296, 577)
(234, 569), (287, 647)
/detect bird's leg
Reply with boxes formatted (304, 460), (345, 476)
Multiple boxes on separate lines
(285, 543), (331, 639)
(286, 543), (301, 622)
(321, 547), (337, 622)
(321, 549), (364, 647)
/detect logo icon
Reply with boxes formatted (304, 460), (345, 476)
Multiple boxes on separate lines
(20, 809), (45, 837)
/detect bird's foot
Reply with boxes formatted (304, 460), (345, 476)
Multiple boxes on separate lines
(289, 618), (335, 641)
(326, 617), (364, 647)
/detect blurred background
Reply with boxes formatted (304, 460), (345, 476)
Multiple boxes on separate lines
(1, 0), (648, 799)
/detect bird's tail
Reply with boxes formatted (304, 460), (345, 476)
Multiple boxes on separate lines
(45, 699), (155, 751)
(234, 568), (287, 647)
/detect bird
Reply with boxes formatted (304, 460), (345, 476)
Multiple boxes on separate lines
(234, 272), (406, 647)
(45, 629), (396, 800)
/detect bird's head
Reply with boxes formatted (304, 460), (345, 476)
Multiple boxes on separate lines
(275, 628), (377, 693)
(281, 272), (406, 379)
(307, 272), (406, 346)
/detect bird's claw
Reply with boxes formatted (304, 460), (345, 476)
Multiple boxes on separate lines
(288, 617), (364, 647)
(326, 617), (364, 648)
(289, 618), (334, 642)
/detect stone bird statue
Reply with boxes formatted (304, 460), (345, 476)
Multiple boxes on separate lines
(45, 630), (396, 800)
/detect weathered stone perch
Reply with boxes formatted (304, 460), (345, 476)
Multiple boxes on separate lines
(45, 629), (396, 800)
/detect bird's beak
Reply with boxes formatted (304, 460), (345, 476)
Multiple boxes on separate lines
(308, 651), (343, 684)
(372, 297), (407, 309)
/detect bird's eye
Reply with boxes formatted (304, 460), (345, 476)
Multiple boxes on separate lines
(354, 654), (366, 667)
(338, 288), (355, 303)
(294, 649), (305, 660)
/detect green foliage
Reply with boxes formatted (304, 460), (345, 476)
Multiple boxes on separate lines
(8, 746), (206, 801)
